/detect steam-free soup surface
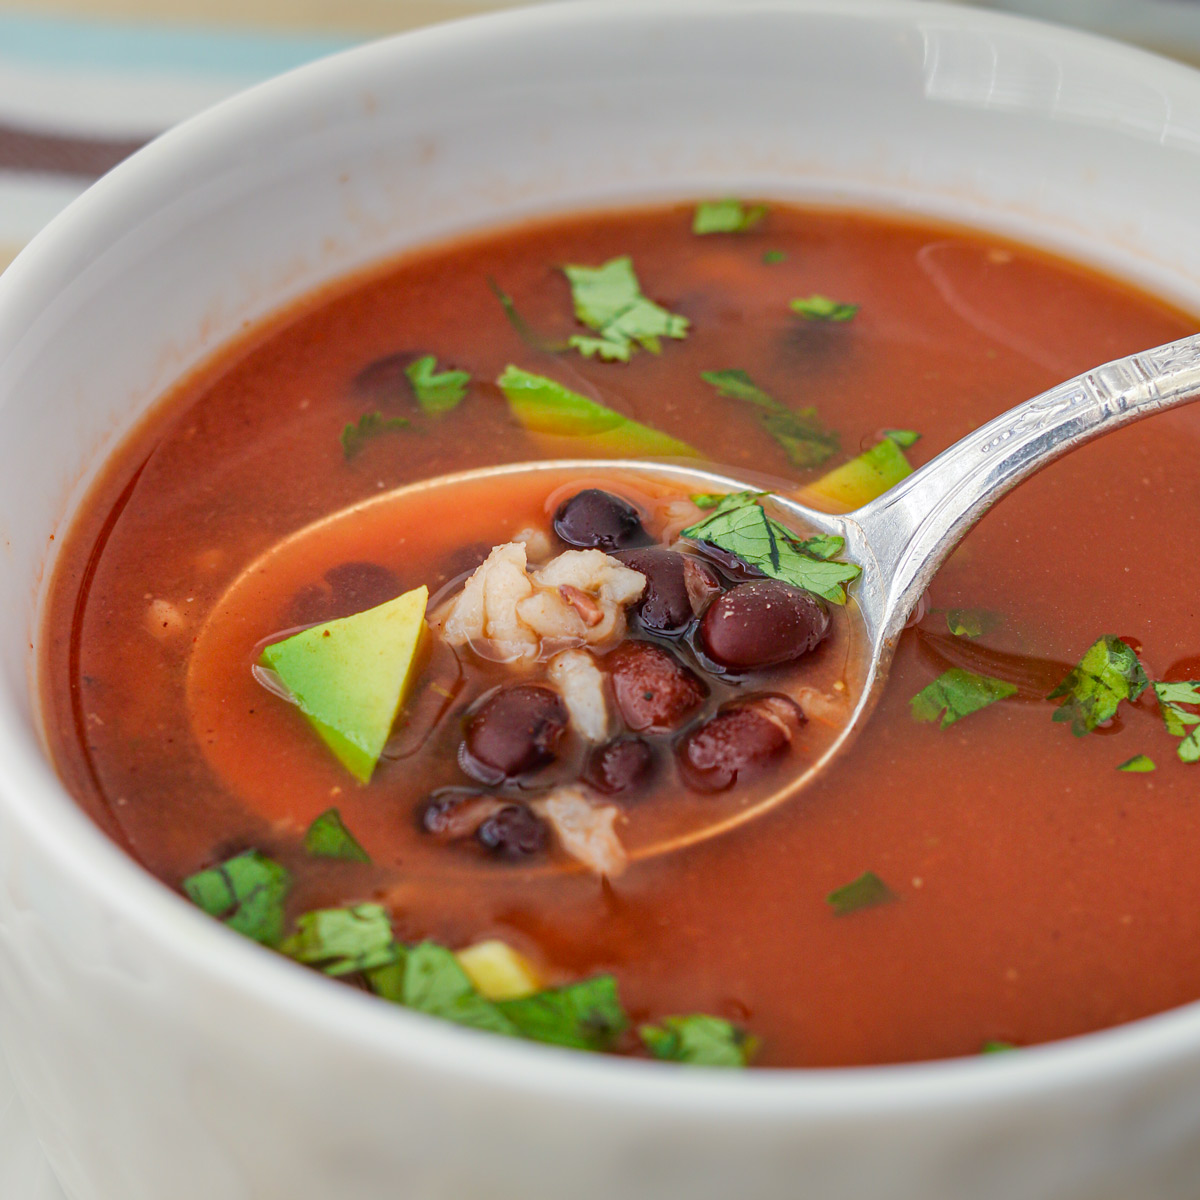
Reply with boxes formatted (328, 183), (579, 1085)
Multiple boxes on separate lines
(43, 203), (1200, 1066)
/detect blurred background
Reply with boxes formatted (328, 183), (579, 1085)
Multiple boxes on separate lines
(3, 0), (1200, 270)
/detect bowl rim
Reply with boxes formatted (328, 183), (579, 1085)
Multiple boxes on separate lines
(5, 0), (1200, 1113)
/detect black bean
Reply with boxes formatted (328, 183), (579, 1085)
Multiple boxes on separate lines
(698, 579), (829, 671)
(352, 351), (418, 401)
(677, 696), (804, 792)
(288, 561), (401, 626)
(584, 737), (657, 796)
(692, 540), (766, 582)
(615, 548), (693, 634)
(476, 804), (548, 859)
(419, 790), (504, 840)
(553, 489), (650, 551)
(460, 685), (568, 783)
(607, 641), (707, 733)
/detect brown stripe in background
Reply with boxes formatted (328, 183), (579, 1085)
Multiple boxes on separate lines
(0, 121), (149, 179)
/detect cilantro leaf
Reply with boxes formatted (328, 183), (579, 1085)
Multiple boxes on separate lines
(1118, 754), (1156, 773)
(1153, 681), (1200, 763)
(1048, 636), (1148, 736)
(280, 903), (401, 976)
(497, 975), (627, 1051)
(182, 850), (291, 947)
(562, 256), (689, 362)
(690, 490), (768, 511)
(790, 294), (859, 322)
(404, 355), (470, 414)
(883, 429), (921, 448)
(692, 199), (767, 235)
(304, 808), (371, 863)
(497, 365), (699, 457)
(341, 411), (409, 460)
(762, 249), (787, 265)
(701, 368), (839, 468)
(398, 942), (519, 1036)
(827, 871), (895, 916)
(795, 533), (846, 560)
(946, 608), (1001, 639)
(681, 495), (861, 604)
(911, 668), (1017, 728)
(640, 1015), (758, 1067)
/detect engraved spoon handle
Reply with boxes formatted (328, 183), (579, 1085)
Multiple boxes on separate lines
(850, 333), (1200, 641)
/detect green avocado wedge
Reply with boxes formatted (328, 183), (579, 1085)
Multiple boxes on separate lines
(797, 437), (913, 512)
(260, 585), (429, 783)
(497, 365), (700, 458)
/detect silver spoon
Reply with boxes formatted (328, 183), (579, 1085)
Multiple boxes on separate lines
(197, 334), (1200, 859)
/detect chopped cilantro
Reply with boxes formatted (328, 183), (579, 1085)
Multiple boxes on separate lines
(762, 249), (787, 265)
(280, 904), (401, 976)
(790, 294), (859, 322)
(981, 1040), (1017, 1055)
(883, 429), (921, 448)
(497, 365), (699, 457)
(498, 975), (627, 1051)
(640, 1015), (758, 1067)
(182, 850), (291, 947)
(827, 871), (895, 916)
(340, 411), (409, 460)
(1118, 754), (1156, 773)
(304, 808), (371, 863)
(1048, 636), (1148, 736)
(946, 608), (1001, 639)
(795, 532), (846, 560)
(681, 494), (861, 604)
(691, 490), (768, 510)
(692, 198), (767, 235)
(1153, 681), (1200, 763)
(404, 355), (470, 414)
(700, 368), (839, 468)
(562, 256), (689, 361)
(911, 668), (1017, 728)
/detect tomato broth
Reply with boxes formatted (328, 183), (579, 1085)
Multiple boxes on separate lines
(41, 203), (1200, 1067)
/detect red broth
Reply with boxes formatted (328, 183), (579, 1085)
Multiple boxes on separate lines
(41, 203), (1200, 1067)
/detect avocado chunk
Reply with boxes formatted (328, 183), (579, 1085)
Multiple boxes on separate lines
(260, 585), (429, 783)
(798, 437), (913, 513)
(497, 365), (700, 458)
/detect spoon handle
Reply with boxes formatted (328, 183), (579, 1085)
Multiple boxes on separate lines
(851, 332), (1200, 639)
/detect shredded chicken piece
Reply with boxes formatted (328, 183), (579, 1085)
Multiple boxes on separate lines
(532, 785), (627, 878)
(789, 684), (852, 728)
(547, 649), (609, 742)
(435, 542), (645, 661)
(512, 526), (553, 562)
(144, 598), (189, 640)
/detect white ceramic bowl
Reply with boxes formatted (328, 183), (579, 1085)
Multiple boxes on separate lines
(5, 3), (1200, 1197)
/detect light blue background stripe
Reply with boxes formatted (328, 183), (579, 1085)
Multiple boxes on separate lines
(0, 13), (356, 78)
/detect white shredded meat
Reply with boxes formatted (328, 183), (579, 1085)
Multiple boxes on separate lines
(547, 649), (609, 742)
(532, 785), (628, 878)
(434, 542), (645, 661)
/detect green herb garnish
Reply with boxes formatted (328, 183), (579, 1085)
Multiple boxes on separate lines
(981, 1040), (1017, 1054)
(1118, 754), (1156, 773)
(790, 294), (859, 322)
(497, 365), (699, 457)
(700, 368), (839, 468)
(762, 249), (787, 265)
(690, 490), (768, 510)
(281, 903), (400, 976)
(1048, 636), (1148, 736)
(562, 256), (690, 361)
(304, 808), (371, 863)
(340, 411), (410, 460)
(640, 1015), (758, 1067)
(827, 871), (895, 916)
(404, 355), (470, 414)
(397, 942), (520, 1035)
(911, 668), (1017, 728)
(692, 198), (767, 235)
(946, 608), (1001, 639)
(883, 429), (921, 448)
(486, 278), (566, 352)
(182, 850), (291, 947)
(498, 975), (628, 1051)
(1153, 681), (1200, 763)
(681, 494), (861, 604)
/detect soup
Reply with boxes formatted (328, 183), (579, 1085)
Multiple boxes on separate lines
(40, 201), (1200, 1067)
